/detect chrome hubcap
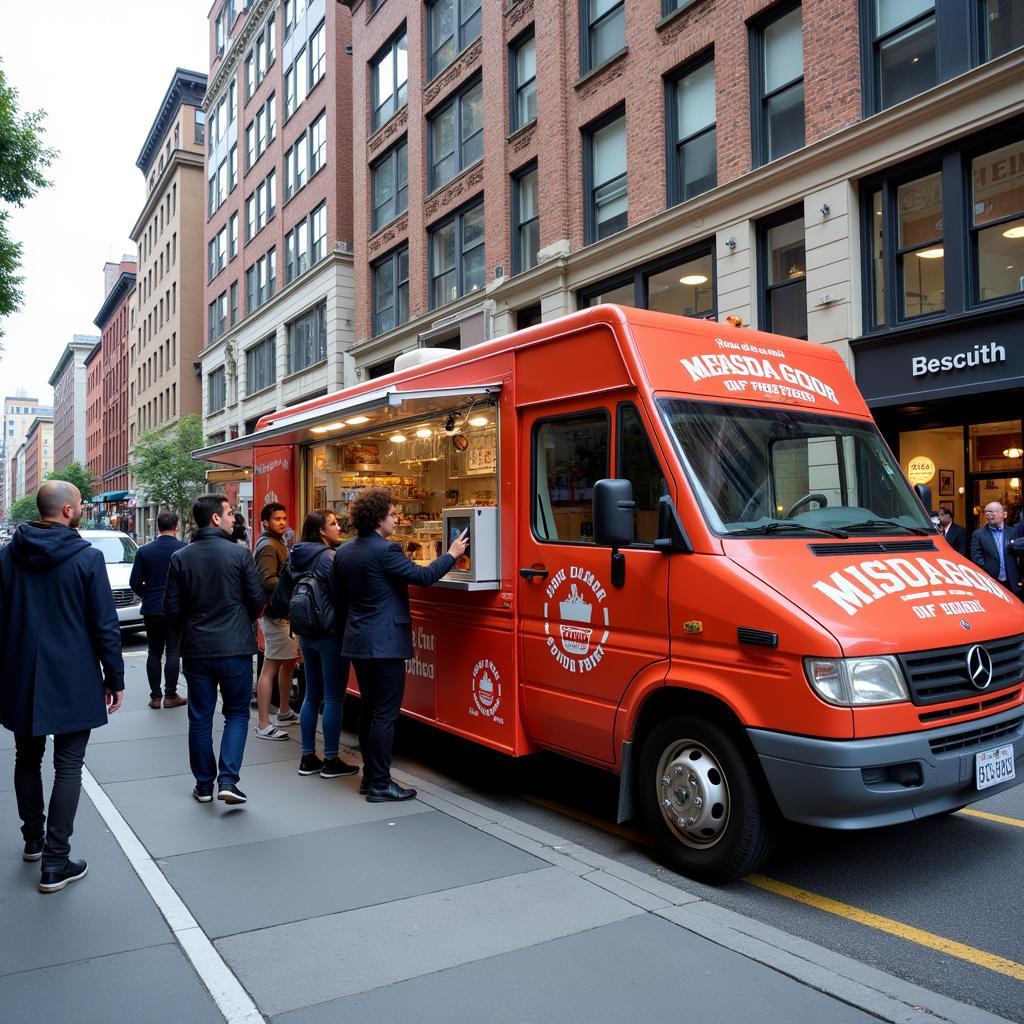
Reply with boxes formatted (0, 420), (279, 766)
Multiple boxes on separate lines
(655, 740), (729, 848)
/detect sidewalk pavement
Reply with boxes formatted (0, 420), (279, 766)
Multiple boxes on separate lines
(1, 661), (1014, 1024)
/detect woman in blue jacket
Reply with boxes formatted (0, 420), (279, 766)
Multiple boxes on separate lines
(287, 509), (359, 780)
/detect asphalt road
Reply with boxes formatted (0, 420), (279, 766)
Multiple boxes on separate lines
(118, 633), (1024, 1021)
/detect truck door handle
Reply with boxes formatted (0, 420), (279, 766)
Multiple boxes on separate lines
(519, 567), (549, 580)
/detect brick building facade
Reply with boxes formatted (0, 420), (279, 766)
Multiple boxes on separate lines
(23, 416), (53, 495)
(84, 342), (104, 486)
(199, 0), (356, 453)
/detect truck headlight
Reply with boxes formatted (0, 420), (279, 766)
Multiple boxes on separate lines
(803, 656), (908, 706)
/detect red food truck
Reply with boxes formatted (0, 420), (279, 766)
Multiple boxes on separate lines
(196, 306), (1024, 882)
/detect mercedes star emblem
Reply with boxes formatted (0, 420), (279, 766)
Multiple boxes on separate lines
(965, 644), (994, 690)
(960, 619), (971, 630)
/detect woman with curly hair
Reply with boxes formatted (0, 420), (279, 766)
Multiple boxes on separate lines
(330, 487), (467, 801)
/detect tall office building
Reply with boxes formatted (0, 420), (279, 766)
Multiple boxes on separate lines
(48, 336), (100, 472)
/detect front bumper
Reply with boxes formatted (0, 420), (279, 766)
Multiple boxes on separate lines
(748, 704), (1024, 828)
(114, 601), (144, 630)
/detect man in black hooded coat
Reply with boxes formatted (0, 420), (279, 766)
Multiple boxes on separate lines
(0, 481), (124, 893)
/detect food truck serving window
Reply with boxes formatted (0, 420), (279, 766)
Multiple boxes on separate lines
(306, 400), (498, 564)
(532, 410), (609, 544)
(658, 399), (932, 537)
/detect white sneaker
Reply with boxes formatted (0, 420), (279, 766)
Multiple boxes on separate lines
(275, 710), (299, 726)
(255, 724), (289, 741)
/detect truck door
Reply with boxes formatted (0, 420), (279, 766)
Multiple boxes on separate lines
(518, 399), (671, 764)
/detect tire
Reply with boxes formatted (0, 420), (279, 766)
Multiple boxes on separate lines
(638, 715), (777, 884)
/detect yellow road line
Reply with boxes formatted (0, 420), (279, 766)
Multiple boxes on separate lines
(520, 794), (655, 846)
(958, 807), (1024, 829)
(746, 874), (1024, 982)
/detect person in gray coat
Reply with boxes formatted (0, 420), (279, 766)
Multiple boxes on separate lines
(0, 481), (124, 893)
(330, 487), (467, 802)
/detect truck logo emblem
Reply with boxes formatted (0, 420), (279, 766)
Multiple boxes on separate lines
(469, 658), (503, 722)
(966, 645), (993, 690)
(543, 567), (610, 673)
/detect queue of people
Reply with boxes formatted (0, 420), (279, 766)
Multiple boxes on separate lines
(0, 483), (466, 893)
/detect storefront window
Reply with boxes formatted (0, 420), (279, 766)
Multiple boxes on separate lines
(307, 406), (498, 553)
(870, 189), (885, 327)
(897, 171), (944, 318)
(646, 252), (713, 317)
(972, 139), (1024, 303)
(583, 279), (635, 307)
(969, 420), (1023, 525)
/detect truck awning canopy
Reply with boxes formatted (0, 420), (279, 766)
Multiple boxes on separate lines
(192, 383), (502, 467)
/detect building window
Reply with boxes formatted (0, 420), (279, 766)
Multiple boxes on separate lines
(246, 94), (276, 168)
(428, 0), (482, 80)
(309, 20), (326, 85)
(428, 77), (483, 192)
(246, 18), (275, 99)
(309, 110), (327, 175)
(246, 335), (276, 394)
(287, 301), (327, 373)
(760, 208), (807, 339)
(371, 139), (408, 232)
(208, 367), (226, 412)
(512, 163), (539, 274)
(230, 281), (239, 325)
(510, 30), (536, 132)
(285, 49), (307, 120)
(580, 244), (715, 317)
(581, 0), (625, 74)
(208, 291), (227, 342)
(284, 131), (308, 199)
(246, 248), (277, 313)
(866, 1), (936, 112)
(865, 128), (1024, 329)
(229, 213), (238, 258)
(246, 169), (277, 239)
(584, 108), (627, 243)
(372, 245), (409, 335)
(311, 203), (328, 264)
(371, 29), (408, 132)
(981, 0), (1024, 59)
(283, 0), (306, 39)
(430, 200), (484, 308)
(751, 4), (804, 166)
(668, 51), (716, 206)
(285, 218), (309, 284)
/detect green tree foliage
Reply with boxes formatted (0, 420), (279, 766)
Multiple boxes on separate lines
(130, 415), (215, 531)
(0, 59), (56, 350)
(8, 492), (38, 523)
(47, 460), (96, 502)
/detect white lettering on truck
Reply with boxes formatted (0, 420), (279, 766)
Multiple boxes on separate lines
(812, 557), (1012, 616)
(680, 352), (839, 405)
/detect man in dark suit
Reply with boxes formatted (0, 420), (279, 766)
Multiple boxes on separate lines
(331, 488), (468, 802)
(970, 501), (1022, 595)
(938, 507), (967, 556)
(0, 481), (124, 893)
(131, 511), (187, 709)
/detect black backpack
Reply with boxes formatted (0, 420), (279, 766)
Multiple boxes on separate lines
(286, 559), (335, 638)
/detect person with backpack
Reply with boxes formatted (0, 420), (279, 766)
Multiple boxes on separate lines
(279, 509), (359, 779)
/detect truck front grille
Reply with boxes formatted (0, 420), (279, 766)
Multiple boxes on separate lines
(898, 634), (1024, 706)
(112, 588), (137, 607)
(928, 716), (1023, 755)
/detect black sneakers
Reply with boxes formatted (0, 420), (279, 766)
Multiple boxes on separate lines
(192, 784), (214, 803)
(320, 757), (359, 779)
(23, 838), (44, 862)
(218, 784), (248, 804)
(298, 753), (325, 776)
(39, 858), (88, 894)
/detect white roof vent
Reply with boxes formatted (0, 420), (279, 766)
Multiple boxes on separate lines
(394, 348), (456, 371)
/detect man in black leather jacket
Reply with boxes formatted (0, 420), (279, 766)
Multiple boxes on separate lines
(164, 494), (264, 804)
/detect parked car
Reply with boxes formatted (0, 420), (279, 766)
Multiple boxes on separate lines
(79, 529), (145, 632)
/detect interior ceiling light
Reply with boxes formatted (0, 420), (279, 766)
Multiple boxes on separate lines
(311, 427), (328, 434)
(1003, 447), (1023, 458)
(390, 433), (407, 443)
(1002, 225), (1024, 239)
(679, 274), (709, 285)
(468, 415), (489, 427)
(346, 416), (370, 425)
(916, 247), (944, 259)
(415, 428), (432, 438)
(325, 422), (345, 430)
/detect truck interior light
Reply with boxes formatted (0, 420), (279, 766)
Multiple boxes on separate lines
(415, 428), (433, 438)
(346, 416), (370, 425)
(389, 433), (407, 443)
(468, 416), (489, 427)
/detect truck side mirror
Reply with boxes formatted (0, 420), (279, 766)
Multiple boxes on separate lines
(913, 483), (932, 517)
(594, 479), (635, 587)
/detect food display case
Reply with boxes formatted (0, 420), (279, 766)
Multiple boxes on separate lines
(441, 506), (500, 589)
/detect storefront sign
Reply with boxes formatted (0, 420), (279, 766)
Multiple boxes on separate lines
(911, 342), (1006, 378)
(906, 457), (935, 484)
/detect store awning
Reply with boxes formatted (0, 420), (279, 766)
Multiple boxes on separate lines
(93, 490), (132, 503)
(193, 383), (502, 467)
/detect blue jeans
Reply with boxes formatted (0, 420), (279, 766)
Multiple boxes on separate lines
(183, 655), (252, 788)
(298, 635), (348, 759)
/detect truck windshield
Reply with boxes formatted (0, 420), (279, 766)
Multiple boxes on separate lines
(658, 399), (933, 537)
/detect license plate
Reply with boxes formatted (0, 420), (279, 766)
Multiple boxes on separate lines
(976, 744), (1016, 791)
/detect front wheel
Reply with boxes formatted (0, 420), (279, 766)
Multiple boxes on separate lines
(638, 715), (777, 884)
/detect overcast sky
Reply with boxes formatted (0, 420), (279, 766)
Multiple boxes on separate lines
(0, 0), (211, 403)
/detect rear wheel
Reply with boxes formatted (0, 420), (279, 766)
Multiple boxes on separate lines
(638, 715), (776, 884)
